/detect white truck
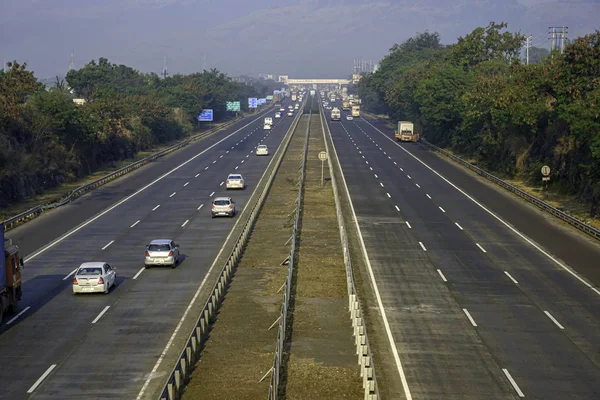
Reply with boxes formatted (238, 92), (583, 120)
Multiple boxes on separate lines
(264, 117), (273, 126)
(395, 121), (420, 142)
(331, 107), (341, 121)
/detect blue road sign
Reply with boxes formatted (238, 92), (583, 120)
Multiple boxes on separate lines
(258, 98), (266, 105)
(248, 97), (258, 108)
(198, 109), (213, 122)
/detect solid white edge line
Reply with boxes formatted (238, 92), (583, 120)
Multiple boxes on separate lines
(419, 241), (427, 251)
(22, 110), (273, 263)
(91, 306), (110, 324)
(26, 364), (57, 393)
(130, 220), (140, 228)
(6, 306), (31, 325)
(181, 220), (189, 228)
(133, 267), (145, 280)
(504, 271), (519, 284)
(322, 110), (413, 399)
(136, 106), (292, 399)
(476, 243), (487, 253)
(405, 221), (412, 229)
(502, 369), (525, 397)
(101, 240), (114, 250)
(544, 310), (565, 330)
(455, 222), (464, 230)
(437, 269), (448, 282)
(63, 268), (78, 281)
(462, 308), (478, 327)
(362, 117), (600, 297)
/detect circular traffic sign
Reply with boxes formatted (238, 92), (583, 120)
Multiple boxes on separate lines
(541, 165), (551, 176)
(318, 151), (328, 161)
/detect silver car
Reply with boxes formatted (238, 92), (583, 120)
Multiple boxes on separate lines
(212, 197), (236, 218)
(226, 174), (245, 189)
(145, 239), (180, 268)
(73, 262), (116, 294)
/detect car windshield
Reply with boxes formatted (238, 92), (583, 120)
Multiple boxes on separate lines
(78, 267), (102, 275)
(149, 244), (170, 251)
(258, 145), (266, 149)
(229, 175), (242, 180)
(214, 200), (230, 206)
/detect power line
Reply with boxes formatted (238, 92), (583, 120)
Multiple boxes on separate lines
(548, 26), (568, 53)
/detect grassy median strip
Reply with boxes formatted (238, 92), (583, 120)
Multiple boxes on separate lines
(182, 116), (309, 400)
(281, 115), (363, 399)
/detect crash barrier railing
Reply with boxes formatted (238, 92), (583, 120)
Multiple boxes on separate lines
(157, 104), (304, 400)
(320, 107), (379, 399)
(418, 138), (600, 242)
(266, 109), (312, 399)
(2, 108), (273, 232)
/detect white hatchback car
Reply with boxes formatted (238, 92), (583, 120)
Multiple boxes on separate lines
(256, 145), (269, 156)
(226, 173), (245, 189)
(145, 239), (180, 268)
(264, 123), (271, 130)
(275, 112), (281, 118)
(73, 262), (116, 294)
(287, 111), (293, 117)
(212, 197), (236, 218)
(346, 115), (354, 121)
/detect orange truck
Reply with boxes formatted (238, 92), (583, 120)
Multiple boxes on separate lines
(395, 121), (420, 142)
(1, 224), (23, 324)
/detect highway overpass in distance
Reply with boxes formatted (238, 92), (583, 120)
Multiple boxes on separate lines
(284, 78), (350, 85)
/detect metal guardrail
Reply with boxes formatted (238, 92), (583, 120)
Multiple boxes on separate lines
(320, 107), (379, 399)
(2, 108), (273, 232)
(267, 107), (312, 399)
(157, 104), (304, 400)
(418, 138), (600, 241)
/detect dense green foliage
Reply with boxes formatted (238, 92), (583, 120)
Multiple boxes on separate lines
(358, 22), (600, 215)
(0, 59), (263, 209)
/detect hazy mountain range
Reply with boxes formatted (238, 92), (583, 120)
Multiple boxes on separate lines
(1, 0), (598, 79)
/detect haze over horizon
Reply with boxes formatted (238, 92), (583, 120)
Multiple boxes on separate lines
(1, 0), (598, 80)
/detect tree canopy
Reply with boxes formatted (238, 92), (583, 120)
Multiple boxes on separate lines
(358, 23), (600, 215)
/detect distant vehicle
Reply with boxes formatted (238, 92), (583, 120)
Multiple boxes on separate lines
(294, 104), (299, 109)
(226, 173), (245, 190)
(264, 123), (271, 130)
(280, 108), (285, 112)
(331, 107), (341, 121)
(342, 101), (350, 111)
(264, 117), (273, 126)
(346, 115), (353, 121)
(287, 111), (293, 117)
(288, 105), (294, 109)
(73, 262), (116, 294)
(212, 197), (236, 218)
(291, 91), (297, 101)
(145, 239), (180, 268)
(395, 121), (420, 142)
(275, 112), (281, 118)
(256, 144), (269, 156)
(351, 105), (360, 117)
(1, 226), (23, 322)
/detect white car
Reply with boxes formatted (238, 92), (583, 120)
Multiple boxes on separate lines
(280, 108), (285, 112)
(287, 111), (293, 117)
(145, 239), (180, 268)
(264, 123), (271, 130)
(275, 112), (281, 118)
(226, 173), (245, 189)
(212, 197), (236, 218)
(256, 144), (269, 156)
(346, 115), (353, 121)
(73, 262), (116, 294)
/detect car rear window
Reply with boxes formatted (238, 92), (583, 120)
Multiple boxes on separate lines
(214, 200), (230, 206)
(229, 175), (242, 180)
(149, 244), (170, 251)
(78, 268), (102, 275)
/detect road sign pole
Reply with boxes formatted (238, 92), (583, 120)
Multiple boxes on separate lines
(321, 159), (324, 186)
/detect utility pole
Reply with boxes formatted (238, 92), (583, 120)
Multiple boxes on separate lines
(162, 56), (168, 79)
(525, 34), (533, 65)
(549, 26), (568, 53)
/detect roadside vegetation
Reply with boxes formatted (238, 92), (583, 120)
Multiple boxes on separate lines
(0, 58), (276, 212)
(357, 22), (600, 217)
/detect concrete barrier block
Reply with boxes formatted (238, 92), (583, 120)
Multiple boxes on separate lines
(180, 357), (187, 377)
(167, 383), (174, 400)
(174, 370), (181, 390)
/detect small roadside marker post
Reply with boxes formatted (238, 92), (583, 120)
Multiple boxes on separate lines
(318, 151), (328, 186)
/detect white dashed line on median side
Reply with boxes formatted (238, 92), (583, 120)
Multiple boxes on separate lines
(462, 308), (477, 327)
(197, 204), (204, 210)
(415, 184), (420, 188)
(27, 364), (57, 394)
(101, 240), (114, 250)
(544, 311), (565, 330)
(374, 174), (378, 178)
(395, 205), (400, 212)
(476, 243), (487, 253)
(386, 193), (391, 198)
(195, 173), (200, 178)
(419, 241), (426, 251)
(439, 206), (446, 213)
(407, 175), (412, 179)
(405, 221), (412, 229)
(6, 306), (31, 325)
(503, 369), (525, 397)
(209, 192), (215, 197)
(504, 271), (518, 284)
(181, 220), (189, 228)
(152, 204), (160, 211)
(91, 306), (110, 324)
(455, 222), (464, 230)
(213, 160), (217, 164)
(204, 166), (209, 170)
(169, 192), (176, 198)
(437, 269), (447, 282)
(380, 182), (384, 187)
(130, 220), (140, 228)
(220, 155), (223, 158)
(235, 166), (239, 170)
(220, 181), (224, 186)
(133, 267), (145, 280)
(184, 182), (189, 187)
(426, 194), (432, 199)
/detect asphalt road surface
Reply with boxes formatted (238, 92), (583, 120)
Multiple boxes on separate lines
(325, 103), (600, 400)
(0, 101), (299, 399)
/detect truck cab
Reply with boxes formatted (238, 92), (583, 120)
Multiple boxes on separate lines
(395, 121), (420, 142)
(1, 225), (23, 323)
(264, 117), (273, 126)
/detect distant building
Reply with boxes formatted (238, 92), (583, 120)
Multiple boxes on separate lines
(73, 98), (86, 105)
(278, 75), (289, 83)
(352, 74), (362, 84)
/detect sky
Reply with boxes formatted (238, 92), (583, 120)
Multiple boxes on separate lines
(1, 0), (598, 81)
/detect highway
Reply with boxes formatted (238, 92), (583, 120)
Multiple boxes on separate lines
(0, 102), (297, 399)
(324, 104), (600, 400)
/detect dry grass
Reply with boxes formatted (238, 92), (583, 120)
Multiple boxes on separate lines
(284, 116), (362, 400)
(182, 118), (308, 400)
